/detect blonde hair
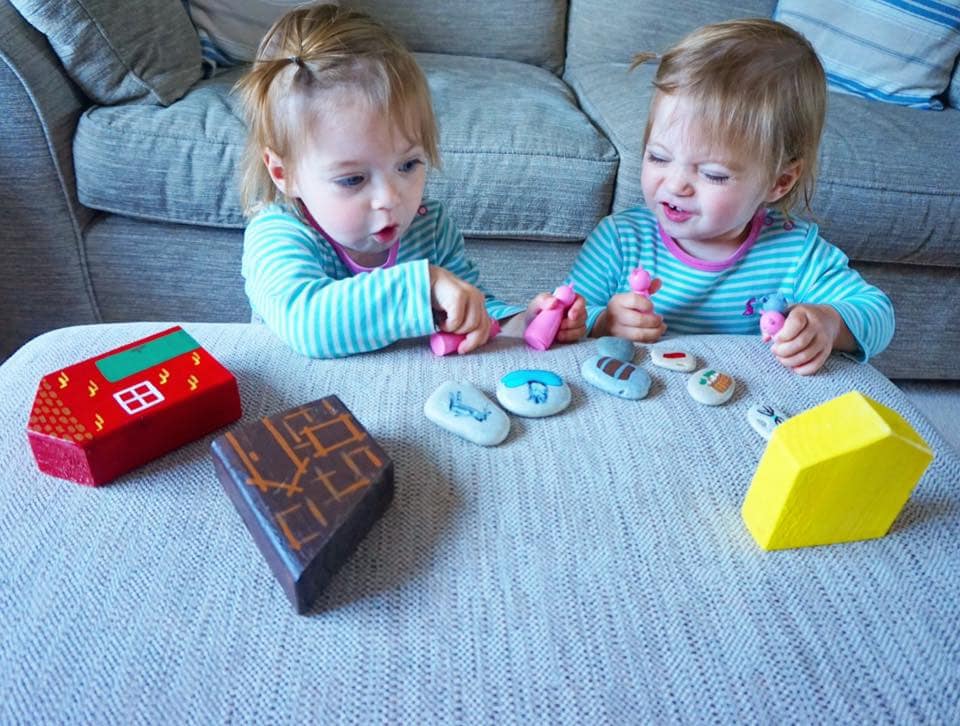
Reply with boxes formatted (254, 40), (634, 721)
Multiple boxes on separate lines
(631, 19), (826, 214)
(234, 3), (439, 216)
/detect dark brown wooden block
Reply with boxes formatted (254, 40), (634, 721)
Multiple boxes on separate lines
(211, 396), (394, 613)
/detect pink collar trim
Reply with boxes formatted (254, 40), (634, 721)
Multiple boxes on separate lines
(299, 202), (399, 273)
(659, 210), (764, 272)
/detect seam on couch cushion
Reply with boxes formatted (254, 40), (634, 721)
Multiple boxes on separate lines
(74, 0), (160, 104)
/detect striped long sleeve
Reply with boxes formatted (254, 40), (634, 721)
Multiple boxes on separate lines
(567, 206), (895, 362)
(790, 228), (895, 362)
(242, 200), (521, 358)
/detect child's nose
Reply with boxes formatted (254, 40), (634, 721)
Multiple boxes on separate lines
(372, 179), (398, 209)
(666, 169), (693, 195)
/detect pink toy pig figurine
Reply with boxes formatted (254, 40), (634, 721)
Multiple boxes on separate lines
(759, 293), (788, 343)
(430, 318), (501, 356)
(629, 265), (652, 297)
(523, 283), (576, 351)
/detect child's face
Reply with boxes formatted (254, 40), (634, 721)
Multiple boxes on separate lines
(641, 93), (778, 259)
(275, 94), (427, 258)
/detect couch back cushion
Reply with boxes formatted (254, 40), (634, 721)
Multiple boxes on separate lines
(345, 0), (568, 74)
(565, 0), (776, 69)
(73, 56), (617, 241)
(9, 0), (201, 105)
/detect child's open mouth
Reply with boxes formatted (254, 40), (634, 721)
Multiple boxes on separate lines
(662, 202), (692, 223)
(373, 225), (398, 244)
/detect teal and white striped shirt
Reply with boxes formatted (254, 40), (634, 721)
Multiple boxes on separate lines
(243, 199), (523, 358)
(569, 206), (895, 362)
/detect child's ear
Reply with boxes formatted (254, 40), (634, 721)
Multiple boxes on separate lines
(263, 148), (291, 195)
(766, 160), (803, 204)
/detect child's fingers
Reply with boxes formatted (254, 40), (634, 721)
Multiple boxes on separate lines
(555, 321), (586, 343)
(771, 317), (816, 359)
(790, 346), (831, 376)
(775, 338), (828, 375)
(566, 295), (586, 317)
(531, 292), (555, 311)
(774, 328), (829, 370)
(440, 297), (467, 332)
(453, 296), (486, 336)
(524, 292), (557, 325)
(610, 305), (662, 330)
(456, 326), (487, 355)
(628, 293), (657, 314)
(608, 318), (666, 342)
(773, 307), (808, 344)
(563, 298), (587, 325)
(649, 277), (663, 295)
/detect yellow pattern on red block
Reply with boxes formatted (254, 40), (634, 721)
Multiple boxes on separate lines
(742, 391), (934, 550)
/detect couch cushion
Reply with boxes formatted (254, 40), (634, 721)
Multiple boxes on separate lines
(74, 54), (618, 242)
(565, 0), (777, 69)
(566, 61), (960, 268)
(346, 0), (567, 74)
(775, 0), (960, 110)
(9, 0), (201, 105)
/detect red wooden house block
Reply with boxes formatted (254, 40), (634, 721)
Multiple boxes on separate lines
(27, 326), (242, 486)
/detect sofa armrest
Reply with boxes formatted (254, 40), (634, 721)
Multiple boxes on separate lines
(0, 0), (101, 360)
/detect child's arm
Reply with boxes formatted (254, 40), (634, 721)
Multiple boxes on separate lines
(429, 202), (524, 350)
(242, 210), (435, 358)
(774, 231), (895, 374)
(567, 216), (665, 341)
(591, 279), (665, 341)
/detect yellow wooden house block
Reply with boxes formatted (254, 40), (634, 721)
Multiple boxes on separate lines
(742, 391), (934, 550)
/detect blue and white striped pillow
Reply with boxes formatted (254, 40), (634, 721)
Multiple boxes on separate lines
(775, 0), (960, 110)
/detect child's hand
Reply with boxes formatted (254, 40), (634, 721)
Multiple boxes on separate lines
(524, 292), (588, 343)
(770, 303), (854, 375)
(429, 265), (491, 353)
(593, 278), (665, 341)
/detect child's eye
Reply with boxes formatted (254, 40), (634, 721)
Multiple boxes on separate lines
(645, 152), (667, 164)
(703, 171), (729, 184)
(399, 158), (424, 173)
(335, 175), (365, 188)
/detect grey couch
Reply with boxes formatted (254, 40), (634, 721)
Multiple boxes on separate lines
(3, 0), (959, 377)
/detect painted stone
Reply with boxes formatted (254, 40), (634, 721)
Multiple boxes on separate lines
(687, 368), (736, 406)
(580, 355), (651, 400)
(496, 369), (571, 418)
(650, 348), (697, 372)
(424, 381), (510, 446)
(747, 403), (790, 440)
(596, 336), (635, 362)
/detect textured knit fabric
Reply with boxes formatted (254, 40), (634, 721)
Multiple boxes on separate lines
(775, 0), (960, 110)
(72, 56), (618, 240)
(569, 206), (895, 362)
(8, 0), (201, 105)
(243, 199), (524, 358)
(1, 322), (958, 723)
